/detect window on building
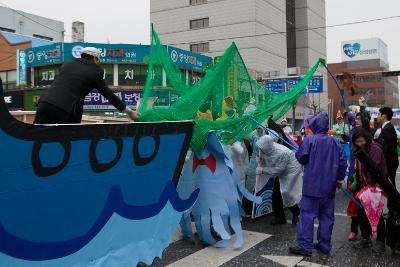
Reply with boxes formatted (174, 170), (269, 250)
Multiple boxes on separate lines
(34, 66), (60, 86)
(286, 0), (296, 68)
(190, 0), (207, 5)
(0, 70), (17, 91)
(0, 27), (15, 33)
(33, 34), (54, 41)
(190, 18), (209, 30)
(190, 42), (210, 53)
(118, 65), (147, 86)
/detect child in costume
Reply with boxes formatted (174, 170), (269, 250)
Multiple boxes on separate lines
(332, 110), (349, 144)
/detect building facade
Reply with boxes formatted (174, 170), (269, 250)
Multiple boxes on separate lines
(328, 38), (399, 124)
(151, 0), (326, 76)
(151, 0), (328, 128)
(0, 31), (53, 92)
(12, 42), (212, 114)
(0, 6), (64, 42)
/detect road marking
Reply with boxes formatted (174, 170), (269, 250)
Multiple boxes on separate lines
(261, 255), (303, 267)
(261, 255), (331, 267)
(334, 212), (347, 217)
(298, 261), (330, 267)
(167, 231), (271, 267)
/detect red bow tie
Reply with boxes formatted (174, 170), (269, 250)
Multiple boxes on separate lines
(192, 154), (217, 174)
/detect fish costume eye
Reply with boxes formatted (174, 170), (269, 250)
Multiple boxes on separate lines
(32, 141), (71, 177)
(90, 138), (123, 173)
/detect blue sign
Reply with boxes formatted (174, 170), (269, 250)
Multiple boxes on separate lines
(343, 43), (361, 58)
(84, 89), (142, 110)
(17, 50), (27, 86)
(166, 46), (212, 72)
(25, 43), (213, 72)
(264, 76), (323, 94)
(26, 44), (63, 66)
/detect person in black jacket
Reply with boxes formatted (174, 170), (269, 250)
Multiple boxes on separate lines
(377, 107), (399, 187)
(34, 47), (139, 124)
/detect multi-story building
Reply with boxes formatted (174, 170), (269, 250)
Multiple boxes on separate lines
(0, 31), (52, 106)
(328, 38), (399, 124)
(0, 6), (64, 42)
(151, 0), (328, 128)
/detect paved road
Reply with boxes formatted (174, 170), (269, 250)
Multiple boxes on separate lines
(143, 175), (400, 267)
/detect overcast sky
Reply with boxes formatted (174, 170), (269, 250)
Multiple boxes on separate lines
(1, 0), (400, 69)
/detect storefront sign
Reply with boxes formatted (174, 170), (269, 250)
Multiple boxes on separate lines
(84, 89), (142, 110)
(166, 46), (212, 72)
(65, 43), (150, 64)
(4, 90), (23, 110)
(16, 50), (27, 86)
(24, 43), (213, 75)
(26, 44), (63, 66)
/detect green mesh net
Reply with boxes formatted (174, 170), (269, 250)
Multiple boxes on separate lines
(138, 28), (326, 152)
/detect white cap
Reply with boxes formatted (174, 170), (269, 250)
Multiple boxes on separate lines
(81, 47), (101, 58)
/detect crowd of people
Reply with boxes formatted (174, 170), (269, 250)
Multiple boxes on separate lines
(29, 46), (400, 256)
(233, 96), (400, 256)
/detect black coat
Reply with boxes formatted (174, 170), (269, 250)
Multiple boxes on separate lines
(40, 59), (126, 122)
(379, 122), (399, 179)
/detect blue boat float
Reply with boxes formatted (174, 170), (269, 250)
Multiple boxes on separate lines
(0, 83), (199, 267)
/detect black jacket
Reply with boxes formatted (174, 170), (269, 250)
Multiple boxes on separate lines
(40, 59), (126, 121)
(379, 122), (399, 178)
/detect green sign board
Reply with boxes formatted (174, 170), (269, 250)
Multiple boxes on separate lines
(24, 88), (46, 111)
(17, 50), (27, 86)
(24, 43), (212, 72)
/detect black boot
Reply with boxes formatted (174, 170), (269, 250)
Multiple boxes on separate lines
(289, 245), (312, 256)
(270, 217), (287, 225)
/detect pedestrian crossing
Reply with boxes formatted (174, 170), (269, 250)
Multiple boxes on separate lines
(167, 231), (270, 267)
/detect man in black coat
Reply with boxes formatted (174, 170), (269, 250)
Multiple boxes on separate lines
(34, 47), (139, 124)
(377, 107), (399, 187)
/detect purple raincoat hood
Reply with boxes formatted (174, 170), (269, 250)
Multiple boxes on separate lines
(348, 112), (356, 126)
(308, 112), (329, 134)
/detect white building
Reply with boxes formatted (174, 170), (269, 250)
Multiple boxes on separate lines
(151, 0), (328, 128)
(0, 6), (64, 42)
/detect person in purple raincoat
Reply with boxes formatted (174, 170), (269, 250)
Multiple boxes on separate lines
(289, 112), (348, 256)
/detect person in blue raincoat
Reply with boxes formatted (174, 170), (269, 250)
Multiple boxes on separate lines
(289, 112), (347, 256)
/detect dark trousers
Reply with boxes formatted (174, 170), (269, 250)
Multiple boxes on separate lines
(351, 217), (360, 233)
(358, 207), (385, 242)
(34, 102), (79, 124)
(272, 177), (300, 219)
